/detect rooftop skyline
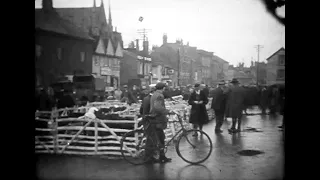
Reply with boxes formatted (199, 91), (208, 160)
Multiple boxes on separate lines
(35, 0), (285, 66)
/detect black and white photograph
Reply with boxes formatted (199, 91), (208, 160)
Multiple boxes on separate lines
(35, 0), (285, 179)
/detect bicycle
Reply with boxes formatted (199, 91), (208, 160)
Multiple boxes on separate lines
(120, 110), (213, 165)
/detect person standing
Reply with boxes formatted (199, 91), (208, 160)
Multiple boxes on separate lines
(149, 82), (172, 163)
(121, 85), (137, 104)
(114, 88), (122, 101)
(225, 78), (245, 133)
(211, 80), (227, 133)
(188, 83), (209, 136)
(202, 84), (210, 98)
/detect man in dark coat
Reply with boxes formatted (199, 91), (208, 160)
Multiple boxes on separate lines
(121, 85), (137, 104)
(225, 78), (245, 133)
(139, 86), (149, 101)
(202, 84), (210, 98)
(149, 82), (172, 163)
(188, 83), (209, 136)
(211, 80), (227, 133)
(57, 90), (75, 109)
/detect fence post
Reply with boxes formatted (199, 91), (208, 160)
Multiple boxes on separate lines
(134, 116), (138, 145)
(51, 107), (58, 154)
(94, 118), (98, 155)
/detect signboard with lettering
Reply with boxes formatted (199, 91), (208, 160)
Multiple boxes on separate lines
(101, 67), (112, 76)
(137, 55), (152, 61)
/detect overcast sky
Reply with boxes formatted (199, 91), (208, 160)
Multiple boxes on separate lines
(35, 0), (285, 66)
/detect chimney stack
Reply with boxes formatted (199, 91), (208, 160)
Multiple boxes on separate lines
(163, 34), (167, 45)
(136, 39), (139, 51)
(42, 0), (53, 11)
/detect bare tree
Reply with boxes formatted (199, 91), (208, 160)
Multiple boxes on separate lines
(260, 0), (285, 26)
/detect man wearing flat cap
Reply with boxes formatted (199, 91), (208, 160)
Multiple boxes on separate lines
(148, 82), (172, 163)
(225, 78), (246, 133)
(188, 83), (209, 136)
(211, 80), (227, 133)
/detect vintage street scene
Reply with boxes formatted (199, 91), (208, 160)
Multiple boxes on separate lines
(35, 0), (285, 180)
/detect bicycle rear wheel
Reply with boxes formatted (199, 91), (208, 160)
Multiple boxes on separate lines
(176, 129), (213, 164)
(120, 129), (156, 165)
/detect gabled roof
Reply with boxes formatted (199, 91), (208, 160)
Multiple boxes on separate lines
(213, 55), (228, 64)
(54, 6), (108, 35)
(266, 47), (285, 61)
(35, 9), (93, 40)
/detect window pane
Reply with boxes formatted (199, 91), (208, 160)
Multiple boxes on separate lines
(279, 55), (285, 65)
(80, 52), (85, 62)
(57, 48), (62, 60)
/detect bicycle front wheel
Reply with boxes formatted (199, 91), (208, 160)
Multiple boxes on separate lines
(120, 129), (155, 165)
(176, 129), (213, 164)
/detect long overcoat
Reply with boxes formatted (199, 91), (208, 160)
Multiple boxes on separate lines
(225, 85), (245, 118)
(188, 90), (209, 125)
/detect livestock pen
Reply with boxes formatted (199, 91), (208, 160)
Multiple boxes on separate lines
(35, 102), (192, 159)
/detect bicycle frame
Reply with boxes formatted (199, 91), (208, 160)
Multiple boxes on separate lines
(145, 112), (191, 149)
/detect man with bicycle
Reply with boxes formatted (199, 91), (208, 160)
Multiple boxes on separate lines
(146, 82), (172, 163)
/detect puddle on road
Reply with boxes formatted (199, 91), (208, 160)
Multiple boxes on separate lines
(237, 149), (264, 156)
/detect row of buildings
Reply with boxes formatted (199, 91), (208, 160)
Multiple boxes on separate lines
(121, 35), (230, 87)
(226, 47), (285, 86)
(35, 0), (285, 91)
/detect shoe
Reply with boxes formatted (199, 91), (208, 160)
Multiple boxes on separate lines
(215, 129), (223, 133)
(228, 128), (236, 133)
(159, 157), (172, 163)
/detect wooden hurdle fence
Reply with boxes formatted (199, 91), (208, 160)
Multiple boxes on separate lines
(35, 105), (191, 158)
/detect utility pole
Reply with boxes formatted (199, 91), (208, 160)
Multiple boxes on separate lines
(254, 45), (263, 86)
(177, 48), (180, 86)
(137, 28), (151, 85)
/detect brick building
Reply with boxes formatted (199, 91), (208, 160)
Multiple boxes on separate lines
(121, 40), (152, 87)
(36, 0), (123, 88)
(35, 0), (94, 88)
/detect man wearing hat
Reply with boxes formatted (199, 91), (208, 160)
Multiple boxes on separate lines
(148, 82), (172, 163)
(121, 85), (137, 104)
(188, 83), (209, 136)
(225, 78), (246, 133)
(211, 80), (227, 133)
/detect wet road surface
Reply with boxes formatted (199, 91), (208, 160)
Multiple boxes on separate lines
(36, 113), (284, 180)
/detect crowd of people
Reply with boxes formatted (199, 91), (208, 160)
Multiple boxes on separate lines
(35, 79), (284, 164)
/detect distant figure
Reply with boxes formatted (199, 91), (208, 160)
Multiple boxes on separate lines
(114, 88), (122, 100)
(211, 80), (227, 133)
(131, 85), (140, 100)
(57, 90), (75, 109)
(121, 85), (137, 104)
(225, 78), (245, 133)
(188, 83), (209, 136)
(202, 84), (210, 98)
(139, 86), (149, 101)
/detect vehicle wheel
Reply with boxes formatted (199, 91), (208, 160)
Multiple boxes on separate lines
(120, 129), (156, 165)
(175, 129), (213, 164)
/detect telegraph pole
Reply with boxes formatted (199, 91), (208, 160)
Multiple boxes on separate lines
(254, 45), (263, 85)
(177, 48), (180, 86)
(137, 28), (151, 76)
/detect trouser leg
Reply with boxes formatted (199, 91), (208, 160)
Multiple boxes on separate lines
(215, 110), (223, 130)
(155, 128), (166, 157)
(237, 116), (242, 131)
(231, 118), (237, 129)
